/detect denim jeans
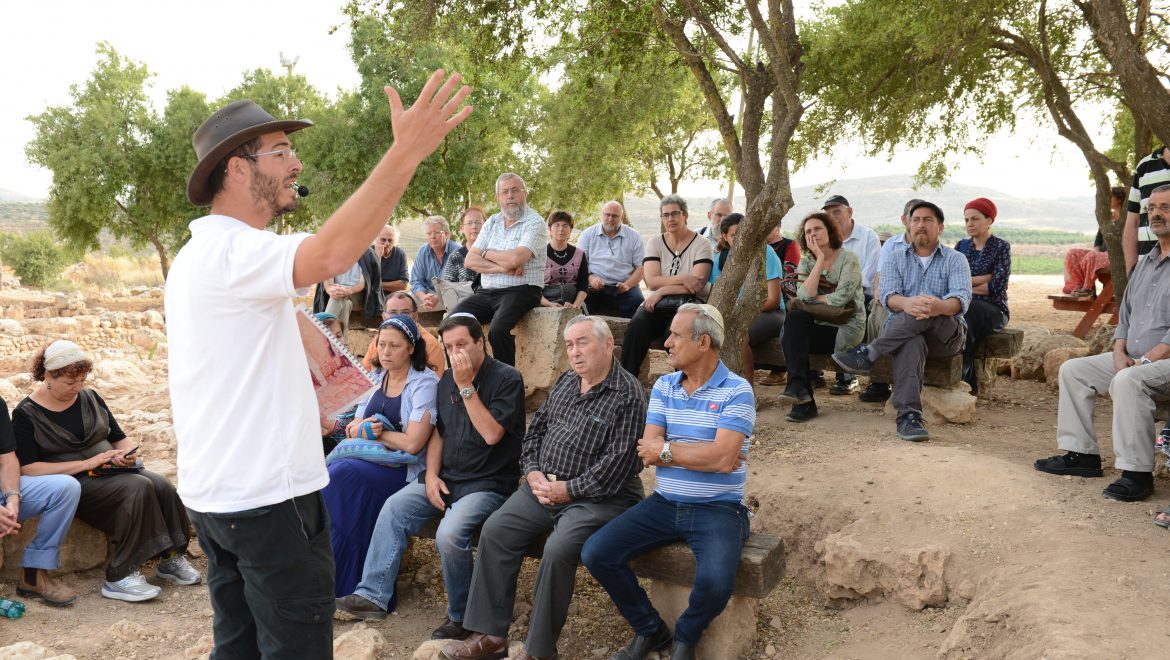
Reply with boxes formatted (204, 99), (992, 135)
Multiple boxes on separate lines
(353, 481), (506, 622)
(12, 474), (81, 570)
(188, 492), (335, 660)
(581, 492), (750, 646)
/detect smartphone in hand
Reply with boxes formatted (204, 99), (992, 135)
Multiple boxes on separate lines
(122, 446), (139, 457)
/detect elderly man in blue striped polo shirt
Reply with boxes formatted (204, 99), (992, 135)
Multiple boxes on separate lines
(582, 303), (755, 660)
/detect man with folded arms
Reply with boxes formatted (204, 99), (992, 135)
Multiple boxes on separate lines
(1034, 184), (1170, 503)
(336, 314), (525, 642)
(441, 315), (647, 660)
(582, 304), (754, 660)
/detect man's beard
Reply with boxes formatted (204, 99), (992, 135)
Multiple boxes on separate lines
(913, 232), (935, 249)
(1151, 215), (1170, 236)
(502, 201), (527, 220)
(250, 168), (297, 217)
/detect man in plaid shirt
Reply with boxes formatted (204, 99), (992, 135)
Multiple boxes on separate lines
(441, 315), (647, 660)
(832, 201), (971, 442)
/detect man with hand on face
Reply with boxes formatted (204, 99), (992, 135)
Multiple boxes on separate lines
(167, 71), (472, 658)
(578, 201), (646, 318)
(831, 201), (971, 443)
(377, 224), (409, 294)
(440, 316), (647, 660)
(336, 314), (525, 643)
(1035, 184), (1170, 508)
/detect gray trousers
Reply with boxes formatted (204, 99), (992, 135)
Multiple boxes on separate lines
(462, 478), (643, 657)
(869, 313), (965, 418)
(1057, 352), (1170, 471)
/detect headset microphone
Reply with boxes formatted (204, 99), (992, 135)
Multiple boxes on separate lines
(289, 182), (309, 197)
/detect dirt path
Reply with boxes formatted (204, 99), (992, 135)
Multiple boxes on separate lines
(5, 274), (1166, 659)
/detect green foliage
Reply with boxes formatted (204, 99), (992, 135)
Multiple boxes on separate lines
(0, 231), (70, 287)
(1011, 255), (1063, 274)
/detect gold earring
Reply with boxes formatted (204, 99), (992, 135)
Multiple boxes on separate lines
(46, 383), (52, 390)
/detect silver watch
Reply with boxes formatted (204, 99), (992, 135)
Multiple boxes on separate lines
(658, 441), (673, 464)
(459, 385), (475, 400)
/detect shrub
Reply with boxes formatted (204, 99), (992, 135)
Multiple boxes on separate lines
(0, 231), (71, 288)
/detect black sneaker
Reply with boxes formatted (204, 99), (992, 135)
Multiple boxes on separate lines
(858, 382), (890, 402)
(432, 616), (471, 640)
(1033, 451), (1103, 477)
(830, 376), (859, 395)
(810, 372), (827, 389)
(832, 345), (875, 375)
(786, 402), (818, 423)
(611, 621), (673, 660)
(335, 593), (387, 621)
(895, 413), (930, 442)
(1102, 470), (1154, 501)
(777, 385), (812, 405)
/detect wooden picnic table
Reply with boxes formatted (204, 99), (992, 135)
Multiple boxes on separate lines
(1048, 268), (1119, 339)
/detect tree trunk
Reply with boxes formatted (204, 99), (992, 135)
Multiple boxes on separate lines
(1078, 0), (1170, 145)
(149, 233), (170, 279)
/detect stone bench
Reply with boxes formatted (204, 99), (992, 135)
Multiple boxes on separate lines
(413, 516), (784, 658)
(0, 519), (108, 578)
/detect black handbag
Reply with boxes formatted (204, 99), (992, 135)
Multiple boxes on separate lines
(654, 294), (697, 314)
(542, 283), (579, 304)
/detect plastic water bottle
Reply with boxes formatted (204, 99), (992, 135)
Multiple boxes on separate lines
(1158, 427), (1170, 459)
(0, 597), (25, 619)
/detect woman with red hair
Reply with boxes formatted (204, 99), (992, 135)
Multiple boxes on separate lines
(955, 198), (1011, 394)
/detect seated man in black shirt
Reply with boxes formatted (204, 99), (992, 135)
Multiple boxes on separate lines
(441, 316), (647, 660)
(335, 314), (526, 641)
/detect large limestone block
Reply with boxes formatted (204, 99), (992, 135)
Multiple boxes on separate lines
(884, 385), (976, 424)
(0, 319), (25, 336)
(1, 519), (107, 576)
(649, 582), (759, 659)
(1012, 333), (1085, 381)
(334, 625), (387, 660)
(819, 535), (950, 610)
(1043, 347), (1092, 386)
(511, 307), (581, 393)
(413, 639), (523, 659)
(0, 642), (76, 660)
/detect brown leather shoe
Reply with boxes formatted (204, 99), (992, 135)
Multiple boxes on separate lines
(17, 569), (77, 607)
(515, 648), (558, 660)
(439, 632), (508, 660)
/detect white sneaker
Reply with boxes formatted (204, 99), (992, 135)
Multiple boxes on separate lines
(101, 571), (161, 602)
(156, 554), (201, 586)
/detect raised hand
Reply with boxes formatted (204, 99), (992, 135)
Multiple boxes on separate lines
(384, 71), (474, 168)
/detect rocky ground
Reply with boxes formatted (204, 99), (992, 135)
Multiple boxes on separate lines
(2, 274), (1167, 659)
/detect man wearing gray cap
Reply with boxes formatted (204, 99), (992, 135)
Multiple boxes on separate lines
(821, 195), (881, 395)
(166, 72), (471, 658)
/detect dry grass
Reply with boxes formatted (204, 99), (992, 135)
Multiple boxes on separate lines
(63, 253), (164, 291)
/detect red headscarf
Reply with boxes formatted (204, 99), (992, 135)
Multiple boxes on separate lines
(964, 197), (997, 220)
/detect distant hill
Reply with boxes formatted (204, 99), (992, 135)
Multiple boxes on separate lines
(0, 200), (48, 233)
(0, 188), (43, 203)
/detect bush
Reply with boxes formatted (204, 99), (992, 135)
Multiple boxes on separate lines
(0, 231), (71, 287)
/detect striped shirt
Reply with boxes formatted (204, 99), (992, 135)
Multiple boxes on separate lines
(473, 207), (548, 289)
(647, 361), (755, 503)
(520, 357), (647, 500)
(1128, 147), (1170, 240)
(879, 241), (972, 324)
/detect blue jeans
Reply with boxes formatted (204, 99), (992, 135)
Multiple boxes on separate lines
(581, 492), (750, 646)
(10, 475), (81, 570)
(353, 481), (506, 621)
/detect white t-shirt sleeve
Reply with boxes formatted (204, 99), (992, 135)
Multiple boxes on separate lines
(224, 229), (312, 302)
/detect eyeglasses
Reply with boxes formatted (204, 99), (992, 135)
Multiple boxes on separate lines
(661, 211), (684, 220)
(243, 148), (297, 160)
(376, 238), (393, 244)
(1148, 204), (1170, 214)
(499, 186), (526, 196)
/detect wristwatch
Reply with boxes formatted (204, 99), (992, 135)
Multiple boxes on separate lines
(1139, 356), (1154, 365)
(459, 385), (476, 400)
(658, 441), (673, 464)
(2, 489), (19, 500)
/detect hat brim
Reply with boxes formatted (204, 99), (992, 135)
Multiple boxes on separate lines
(186, 118), (313, 207)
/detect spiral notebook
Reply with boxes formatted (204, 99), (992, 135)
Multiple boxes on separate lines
(295, 304), (378, 418)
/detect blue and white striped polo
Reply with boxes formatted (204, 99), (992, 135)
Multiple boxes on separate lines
(646, 361), (755, 503)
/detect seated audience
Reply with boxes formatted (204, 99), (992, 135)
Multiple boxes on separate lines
(822, 195), (881, 395)
(12, 341), (199, 602)
(620, 194), (713, 376)
(1063, 186), (1125, 297)
(443, 207), (487, 286)
(541, 210), (590, 309)
(758, 220), (803, 387)
(709, 212), (785, 383)
(1035, 184), (1170, 507)
(412, 215), (463, 311)
(454, 173), (549, 366)
(1, 394), (81, 607)
(323, 314), (438, 599)
(361, 292), (446, 375)
(376, 224), (409, 294)
(955, 198), (1011, 394)
(578, 201), (645, 318)
(440, 316), (647, 660)
(583, 304), (754, 660)
(779, 213), (865, 422)
(312, 245), (383, 334)
(697, 197), (732, 245)
(832, 201), (971, 442)
(336, 314), (525, 641)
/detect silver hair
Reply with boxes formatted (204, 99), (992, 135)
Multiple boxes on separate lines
(383, 224), (399, 240)
(422, 215), (450, 233)
(902, 198), (926, 217)
(660, 193), (688, 214)
(709, 197), (731, 212)
(677, 303), (723, 349)
(496, 172), (527, 194)
(1151, 184), (1170, 197)
(563, 315), (614, 342)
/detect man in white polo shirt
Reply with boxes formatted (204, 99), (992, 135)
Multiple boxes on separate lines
(165, 72), (471, 659)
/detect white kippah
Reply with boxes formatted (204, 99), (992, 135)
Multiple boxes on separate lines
(43, 340), (89, 371)
(694, 304), (725, 332)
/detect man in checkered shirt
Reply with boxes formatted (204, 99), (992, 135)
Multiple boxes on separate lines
(441, 315), (647, 660)
(454, 172), (549, 365)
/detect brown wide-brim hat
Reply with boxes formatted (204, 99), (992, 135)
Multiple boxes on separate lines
(187, 99), (313, 206)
